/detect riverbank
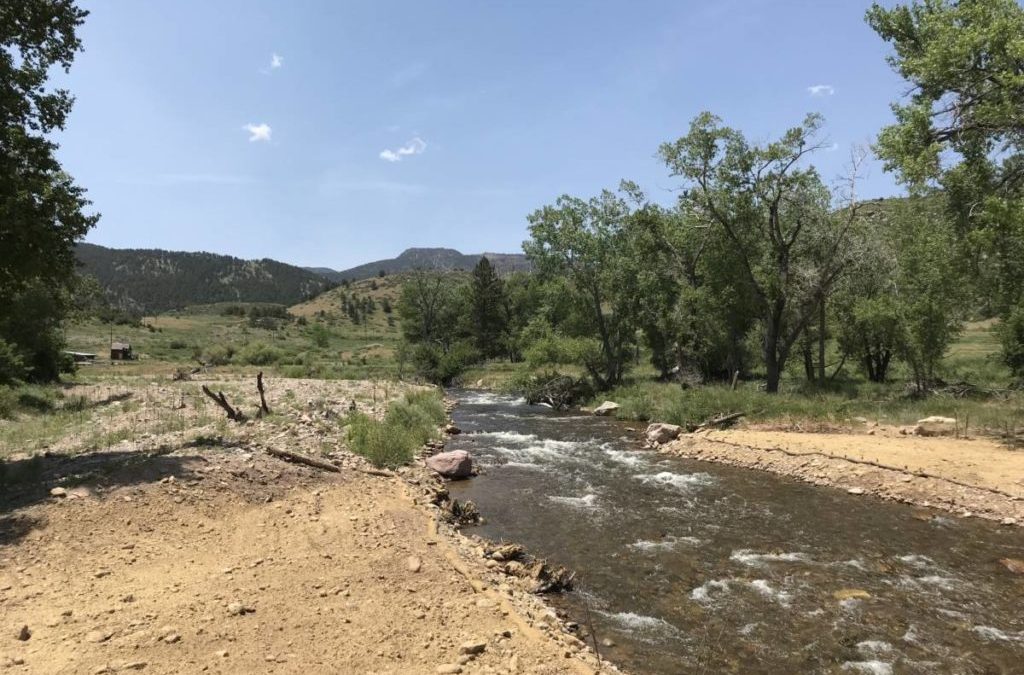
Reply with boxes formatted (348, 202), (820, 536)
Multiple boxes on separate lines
(663, 426), (1024, 526)
(1, 379), (604, 673)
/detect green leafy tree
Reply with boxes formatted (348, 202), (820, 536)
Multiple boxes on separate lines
(523, 186), (644, 390)
(0, 0), (97, 381)
(660, 113), (862, 392)
(868, 0), (1024, 324)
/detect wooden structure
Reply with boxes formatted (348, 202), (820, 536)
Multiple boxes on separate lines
(110, 341), (134, 361)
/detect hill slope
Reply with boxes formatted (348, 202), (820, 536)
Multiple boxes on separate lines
(308, 247), (530, 282)
(76, 243), (335, 314)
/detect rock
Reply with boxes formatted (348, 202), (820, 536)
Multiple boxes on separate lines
(592, 401), (620, 417)
(15, 625), (30, 641)
(49, 487), (67, 498)
(444, 424), (462, 435)
(214, 650), (229, 658)
(508, 654), (519, 672)
(424, 451), (473, 479)
(459, 640), (487, 655)
(912, 416), (957, 437)
(833, 589), (871, 601)
(645, 423), (682, 444)
(86, 629), (113, 643)
(847, 487), (865, 495)
(436, 666), (462, 674)
(999, 558), (1024, 574)
(1000, 517), (1017, 526)
(226, 602), (253, 616)
(163, 633), (181, 644)
(601, 638), (615, 647)
(407, 556), (422, 573)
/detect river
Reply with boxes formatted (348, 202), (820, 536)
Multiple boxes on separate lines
(444, 391), (1024, 674)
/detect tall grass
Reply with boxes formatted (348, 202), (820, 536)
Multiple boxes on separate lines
(346, 389), (445, 468)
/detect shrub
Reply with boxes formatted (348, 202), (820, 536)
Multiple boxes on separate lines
(168, 339), (190, 350)
(999, 307), (1024, 379)
(236, 342), (282, 366)
(203, 344), (235, 366)
(346, 390), (444, 468)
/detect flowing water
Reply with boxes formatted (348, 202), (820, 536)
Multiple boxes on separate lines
(445, 391), (1024, 674)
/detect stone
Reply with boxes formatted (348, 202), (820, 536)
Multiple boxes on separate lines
(15, 624), (30, 641)
(50, 487), (67, 498)
(592, 401), (619, 416)
(833, 589), (871, 601)
(424, 451), (473, 479)
(459, 640), (487, 655)
(601, 638), (615, 647)
(444, 424), (462, 435)
(912, 416), (957, 437)
(214, 650), (229, 658)
(86, 630), (113, 643)
(999, 558), (1024, 575)
(407, 556), (422, 573)
(847, 487), (865, 495)
(163, 633), (181, 644)
(227, 602), (253, 616)
(645, 423), (682, 444)
(436, 666), (462, 674)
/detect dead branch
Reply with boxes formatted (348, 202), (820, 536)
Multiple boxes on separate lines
(201, 385), (246, 422)
(694, 412), (744, 432)
(263, 446), (340, 472)
(256, 371), (270, 415)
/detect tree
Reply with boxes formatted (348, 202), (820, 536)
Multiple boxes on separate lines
(867, 0), (1024, 318)
(467, 257), (507, 358)
(659, 113), (862, 392)
(0, 0), (97, 382)
(523, 186), (644, 390)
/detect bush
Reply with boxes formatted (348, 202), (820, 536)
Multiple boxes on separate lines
(203, 344), (235, 366)
(999, 307), (1024, 379)
(345, 390), (444, 468)
(236, 342), (283, 366)
(411, 342), (479, 386)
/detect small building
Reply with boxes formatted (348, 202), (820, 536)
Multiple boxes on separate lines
(110, 342), (134, 361)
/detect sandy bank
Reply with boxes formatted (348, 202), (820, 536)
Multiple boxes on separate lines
(664, 427), (1024, 526)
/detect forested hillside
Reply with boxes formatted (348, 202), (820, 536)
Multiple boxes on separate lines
(308, 247), (530, 282)
(75, 243), (335, 314)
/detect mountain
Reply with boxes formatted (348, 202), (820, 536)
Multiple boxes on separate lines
(307, 247), (531, 282)
(75, 243), (335, 314)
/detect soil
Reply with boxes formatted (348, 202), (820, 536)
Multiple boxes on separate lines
(664, 424), (1024, 526)
(1, 378), (604, 674)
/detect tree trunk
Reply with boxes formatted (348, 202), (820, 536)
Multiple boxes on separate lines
(816, 297), (826, 385)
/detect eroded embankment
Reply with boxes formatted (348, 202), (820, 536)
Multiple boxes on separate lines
(0, 379), (603, 674)
(663, 427), (1024, 526)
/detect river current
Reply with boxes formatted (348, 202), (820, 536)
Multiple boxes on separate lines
(445, 391), (1024, 674)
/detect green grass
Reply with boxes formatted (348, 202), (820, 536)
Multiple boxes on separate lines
(345, 389), (446, 468)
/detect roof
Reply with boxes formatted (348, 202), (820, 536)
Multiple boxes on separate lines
(111, 342), (132, 350)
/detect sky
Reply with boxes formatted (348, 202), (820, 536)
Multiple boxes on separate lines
(58, 0), (909, 269)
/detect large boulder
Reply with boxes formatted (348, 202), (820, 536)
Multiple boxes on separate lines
(913, 416), (957, 437)
(592, 401), (620, 416)
(645, 422), (682, 445)
(425, 450), (473, 479)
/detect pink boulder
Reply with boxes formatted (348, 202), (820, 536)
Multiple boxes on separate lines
(425, 450), (474, 479)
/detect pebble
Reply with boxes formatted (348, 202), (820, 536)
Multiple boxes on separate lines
(16, 625), (30, 641)
(847, 487), (865, 495)
(435, 666), (462, 674)
(50, 487), (67, 498)
(163, 633), (181, 644)
(407, 556), (422, 573)
(227, 602), (253, 616)
(86, 630), (113, 644)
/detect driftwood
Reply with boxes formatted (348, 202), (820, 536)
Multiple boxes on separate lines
(201, 385), (246, 422)
(263, 446), (340, 472)
(694, 411), (744, 432)
(256, 371), (271, 416)
(528, 561), (576, 594)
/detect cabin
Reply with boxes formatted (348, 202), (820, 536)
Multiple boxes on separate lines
(110, 342), (134, 361)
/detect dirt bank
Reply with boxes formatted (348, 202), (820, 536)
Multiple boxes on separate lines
(1, 378), (604, 674)
(664, 426), (1024, 526)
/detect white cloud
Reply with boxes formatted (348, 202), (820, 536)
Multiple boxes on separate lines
(271, 52), (283, 69)
(807, 84), (835, 97)
(243, 123), (272, 142)
(379, 137), (427, 162)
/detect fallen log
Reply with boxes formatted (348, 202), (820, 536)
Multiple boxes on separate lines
(201, 385), (246, 421)
(693, 411), (744, 432)
(263, 446), (340, 472)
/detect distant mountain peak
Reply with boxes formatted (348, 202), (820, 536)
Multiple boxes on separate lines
(307, 247), (530, 282)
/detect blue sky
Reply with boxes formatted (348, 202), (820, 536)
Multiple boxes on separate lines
(59, 0), (907, 269)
